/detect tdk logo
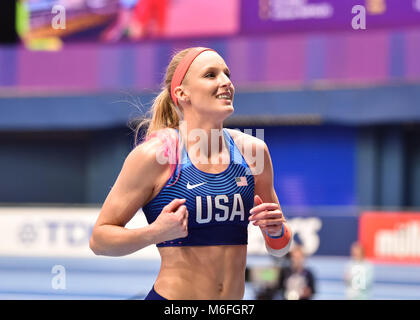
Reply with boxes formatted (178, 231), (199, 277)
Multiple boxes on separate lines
(19, 223), (38, 244)
(18, 220), (93, 246)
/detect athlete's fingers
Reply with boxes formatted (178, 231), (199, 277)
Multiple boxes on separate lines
(174, 205), (189, 224)
(250, 203), (280, 215)
(254, 195), (264, 207)
(253, 218), (285, 227)
(162, 198), (186, 213)
(174, 204), (187, 215)
(182, 212), (188, 228)
(253, 215), (285, 224)
(180, 206), (189, 221)
(181, 208), (188, 236)
(249, 210), (283, 221)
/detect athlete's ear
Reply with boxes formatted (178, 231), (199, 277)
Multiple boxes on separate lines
(173, 86), (190, 105)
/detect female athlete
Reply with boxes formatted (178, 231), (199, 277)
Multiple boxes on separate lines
(89, 47), (292, 299)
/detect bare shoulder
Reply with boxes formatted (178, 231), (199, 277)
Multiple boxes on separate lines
(127, 137), (167, 171)
(127, 127), (178, 170)
(94, 133), (173, 228)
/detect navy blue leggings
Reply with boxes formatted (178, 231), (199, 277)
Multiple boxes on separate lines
(145, 285), (168, 300)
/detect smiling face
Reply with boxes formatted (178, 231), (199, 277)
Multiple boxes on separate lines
(175, 50), (235, 123)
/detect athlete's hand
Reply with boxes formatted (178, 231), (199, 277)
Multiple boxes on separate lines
(152, 198), (189, 243)
(249, 195), (285, 237)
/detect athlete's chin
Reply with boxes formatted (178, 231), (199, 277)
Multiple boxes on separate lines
(221, 101), (234, 112)
(221, 105), (234, 117)
(207, 102), (234, 119)
(225, 103), (234, 111)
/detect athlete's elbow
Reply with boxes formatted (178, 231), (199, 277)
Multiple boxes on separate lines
(89, 234), (103, 256)
(89, 228), (108, 256)
(89, 227), (136, 257)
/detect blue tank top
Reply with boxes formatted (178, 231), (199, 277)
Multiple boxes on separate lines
(142, 128), (255, 247)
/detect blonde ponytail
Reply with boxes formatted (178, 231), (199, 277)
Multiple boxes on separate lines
(133, 47), (196, 146)
(130, 47), (207, 185)
(134, 88), (181, 146)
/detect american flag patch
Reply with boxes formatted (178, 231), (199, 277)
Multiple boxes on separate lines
(235, 176), (248, 187)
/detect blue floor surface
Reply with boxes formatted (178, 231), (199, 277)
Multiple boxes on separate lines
(1, 255), (420, 300)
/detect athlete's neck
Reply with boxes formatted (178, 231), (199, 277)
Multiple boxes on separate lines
(178, 121), (229, 165)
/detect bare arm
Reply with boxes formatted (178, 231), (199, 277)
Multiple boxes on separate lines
(249, 141), (292, 257)
(89, 138), (188, 256)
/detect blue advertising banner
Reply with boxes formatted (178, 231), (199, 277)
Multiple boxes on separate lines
(240, 0), (420, 35)
(287, 215), (359, 256)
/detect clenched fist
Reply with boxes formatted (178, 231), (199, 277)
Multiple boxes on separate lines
(152, 198), (189, 243)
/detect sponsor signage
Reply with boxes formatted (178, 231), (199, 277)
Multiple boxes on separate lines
(241, 0), (420, 35)
(359, 212), (420, 263)
(0, 207), (358, 258)
(248, 215), (358, 257)
(0, 207), (159, 259)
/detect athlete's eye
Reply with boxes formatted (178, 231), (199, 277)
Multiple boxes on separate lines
(225, 72), (231, 79)
(205, 72), (215, 78)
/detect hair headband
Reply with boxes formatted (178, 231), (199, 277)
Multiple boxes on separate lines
(170, 47), (215, 106)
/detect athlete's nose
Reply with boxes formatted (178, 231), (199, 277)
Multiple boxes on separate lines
(219, 73), (234, 95)
(220, 72), (232, 87)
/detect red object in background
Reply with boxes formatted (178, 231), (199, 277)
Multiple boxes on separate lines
(359, 212), (420, 263)
(133, 0), (168, 35)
